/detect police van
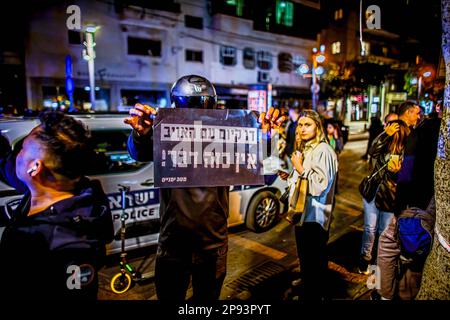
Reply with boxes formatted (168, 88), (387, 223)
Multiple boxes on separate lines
(0, 115), (287, 254)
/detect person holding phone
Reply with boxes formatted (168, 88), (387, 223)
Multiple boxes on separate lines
(278, 110), (338, 300)
(358, 119), (410, 274)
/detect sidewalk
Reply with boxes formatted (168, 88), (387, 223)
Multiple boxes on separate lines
(348, 131), (369, 142)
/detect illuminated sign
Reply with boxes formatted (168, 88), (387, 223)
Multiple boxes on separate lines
(248, 90), (267, 113)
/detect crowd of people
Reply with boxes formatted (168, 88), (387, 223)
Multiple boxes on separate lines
(0, 74), (444, 301)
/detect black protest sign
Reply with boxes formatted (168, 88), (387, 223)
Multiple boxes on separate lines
(153, 108), (264, 188)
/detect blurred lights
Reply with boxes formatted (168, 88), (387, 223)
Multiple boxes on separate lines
(315, 54), (326, 63)
(315, 66), (324, 75)
(422, 71), (432, 78)
(86, 25), (99, 33)
(410, 77), (418, 85)
(298, 63), (310, 74)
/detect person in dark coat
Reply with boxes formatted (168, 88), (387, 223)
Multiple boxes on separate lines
(0, 111), (114, 299)
(125, 75), (284, 301)
(362, 116), (384, 160)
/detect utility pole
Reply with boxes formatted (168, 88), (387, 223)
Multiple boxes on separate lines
(83, 25), (99, 111)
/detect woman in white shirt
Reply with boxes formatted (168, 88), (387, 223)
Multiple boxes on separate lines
(279, 110), (338, 300)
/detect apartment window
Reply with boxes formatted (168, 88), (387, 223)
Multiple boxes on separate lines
(331, 41), (341, 54)
(257, 51), (272, 70)
(185, 15), (203, 29)
(334, 8), (343, 20)
(361, 41), (370, 56)
(127, 37), (161, 57)
(226, 0), (244, 16)
(278, 52), (293, 73)
(220, 46), (237, 66)
(68, 30), (82, 45)
(276, 0), (294, 27)
(186, 49), (203, 62)
(243, 48), (255, 69)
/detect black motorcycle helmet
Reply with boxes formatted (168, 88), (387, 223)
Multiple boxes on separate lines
(170, 75), (217, 109)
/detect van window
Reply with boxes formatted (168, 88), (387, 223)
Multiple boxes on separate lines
(89, 130), (148, 175)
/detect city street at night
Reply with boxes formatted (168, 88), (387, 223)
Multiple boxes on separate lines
(0, 0), (449, 309)
(97, 137), (371, 301)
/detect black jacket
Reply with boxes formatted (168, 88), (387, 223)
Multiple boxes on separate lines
(395, 117), (441, 213)
(127, 130), (228, 250)
(368, 130), (403, 213)
(0, 142), (114, 299)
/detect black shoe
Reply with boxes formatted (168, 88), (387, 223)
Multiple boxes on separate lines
(358, 257), (370, 275)
(370, 290), (381, 300)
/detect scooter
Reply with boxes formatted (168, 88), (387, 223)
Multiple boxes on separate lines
(110, 184), (152, 294)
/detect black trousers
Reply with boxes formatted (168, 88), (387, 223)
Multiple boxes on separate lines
(294, 222), (329, 300)
(154, 242), (228, 301)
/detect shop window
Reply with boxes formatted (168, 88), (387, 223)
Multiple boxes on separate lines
(220, 46), (237, 66)
(120, 89), (167, 109)
(243, 48), (255, 69)
(257, 50), (273, 70)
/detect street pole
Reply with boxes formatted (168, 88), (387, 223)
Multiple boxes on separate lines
(417, 75), (422, 101)
(312, 56), (317, 110)
(83, 27), (97, 111)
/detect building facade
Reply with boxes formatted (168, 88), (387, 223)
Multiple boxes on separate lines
(25, 0), (320, 112)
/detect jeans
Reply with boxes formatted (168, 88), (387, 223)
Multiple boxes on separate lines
(154, 242), (228, 301)
(360, 197), (394, 262)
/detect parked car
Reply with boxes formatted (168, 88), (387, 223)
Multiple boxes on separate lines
(0, 114), (287, 254)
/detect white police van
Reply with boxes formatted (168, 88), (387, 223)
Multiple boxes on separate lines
(0, 115), (287, 254)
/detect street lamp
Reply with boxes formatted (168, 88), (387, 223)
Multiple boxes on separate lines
(311, 45), (326, 110)
(83, 25), (100, 111)
(417, 67), (434, 100)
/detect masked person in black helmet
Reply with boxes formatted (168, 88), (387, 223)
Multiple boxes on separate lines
(125, 75), (283, 301)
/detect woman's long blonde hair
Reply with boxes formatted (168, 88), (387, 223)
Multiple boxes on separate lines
(294, 110), (326, 153)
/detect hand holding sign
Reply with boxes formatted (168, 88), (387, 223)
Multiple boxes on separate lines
(258, 107), (286, 136)
(124, 103), (157, 136)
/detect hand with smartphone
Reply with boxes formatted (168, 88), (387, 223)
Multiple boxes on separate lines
(277, 169), (290, 180)
(387, 154), (401, 173)
(124, 103), (157, 136)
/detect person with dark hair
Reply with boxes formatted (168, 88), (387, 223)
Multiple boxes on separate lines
(384, 113), (398, 126)
(125, 75), (283, 301)
(0, 111), (114, 299)
(325, 120), (344, 155)
(375, 109), (440, 300)
(358, 120), (410, 274)
(362, 116), (384, 160)
(397, 101), (421, 127)
(285, 106), (301, 158)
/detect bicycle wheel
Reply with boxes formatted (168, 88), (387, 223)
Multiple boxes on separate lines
(110, 272), (132, 294)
